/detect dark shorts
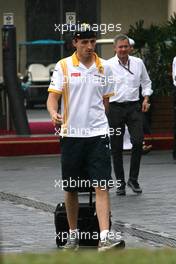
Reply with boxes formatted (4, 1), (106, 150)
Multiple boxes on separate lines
(60, 135), (112, 192)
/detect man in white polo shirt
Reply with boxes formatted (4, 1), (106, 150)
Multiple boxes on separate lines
(108, 34), (153, 196)
(47, 24), (125, 251)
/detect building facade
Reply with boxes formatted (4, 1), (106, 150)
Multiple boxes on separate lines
(0, 0), (176, 76)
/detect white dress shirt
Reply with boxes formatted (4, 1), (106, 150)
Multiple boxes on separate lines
(107, 55), (153, 103)
(172, 57), (176, 87)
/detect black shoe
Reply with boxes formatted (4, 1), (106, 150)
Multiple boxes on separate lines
(173, 151), (176, 160)
(142, 144), (152, 155)
(127, 180), (142, 194)
(116, 183), (126, 196)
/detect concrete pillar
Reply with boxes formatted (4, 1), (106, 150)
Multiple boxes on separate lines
(168, 0), (176, 18)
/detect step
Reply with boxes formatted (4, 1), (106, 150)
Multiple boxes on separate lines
(0, 133), (174, 156)
(0, 135), (60, 156)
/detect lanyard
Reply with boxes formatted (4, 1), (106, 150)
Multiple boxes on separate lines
(118, 59), (134, 75)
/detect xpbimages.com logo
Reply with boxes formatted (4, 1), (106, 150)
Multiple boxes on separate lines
(54, 126), (121, 137)
(54, 22), (122, 35)
(54, 178), (122, 190)
(55, 231), (122, 241)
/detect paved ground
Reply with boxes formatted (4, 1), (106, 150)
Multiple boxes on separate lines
(0, 150), (176, 253)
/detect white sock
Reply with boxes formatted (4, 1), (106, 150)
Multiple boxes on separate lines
(69, 229), (79, 239)
(100, 229), (109, 241)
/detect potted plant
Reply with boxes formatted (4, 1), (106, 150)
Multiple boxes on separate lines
(127, 17), (176, 133)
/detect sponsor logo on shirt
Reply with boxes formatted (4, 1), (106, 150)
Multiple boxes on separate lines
(71, 72), (81, 77)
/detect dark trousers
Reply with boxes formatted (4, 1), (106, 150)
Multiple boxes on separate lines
(108, 101), (143, 184)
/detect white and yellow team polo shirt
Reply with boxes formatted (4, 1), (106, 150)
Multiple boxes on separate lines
(48, 52), (114, 137)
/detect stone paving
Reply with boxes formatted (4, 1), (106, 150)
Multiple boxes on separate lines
(0, 201), (162, 254)
(0, 150), (176, 253)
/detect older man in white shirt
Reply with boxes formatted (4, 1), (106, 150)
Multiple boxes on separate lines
(108, 34), (153, 195)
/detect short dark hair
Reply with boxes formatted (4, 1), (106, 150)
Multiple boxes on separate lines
(113, 34), (130, 45)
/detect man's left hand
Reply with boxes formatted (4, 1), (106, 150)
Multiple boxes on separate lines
(142, 100), (150, 112)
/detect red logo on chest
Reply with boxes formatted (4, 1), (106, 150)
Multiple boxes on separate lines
(71, 73), (81, 77)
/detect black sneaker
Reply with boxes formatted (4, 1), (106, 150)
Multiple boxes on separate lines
(142, 144), (152, 155)
(116, 182), (126, 196)
(127, 180), (142, 194)
(98, 232), (125, 252)
(173, 151), (176, 160)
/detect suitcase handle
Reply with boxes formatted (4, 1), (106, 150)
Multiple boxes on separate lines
(89, 189), (93, 206)
(78, 187), (94, 206)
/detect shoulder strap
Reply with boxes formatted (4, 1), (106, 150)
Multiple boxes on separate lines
(60, 59), (68, 85)
(59, 59), (69, 131)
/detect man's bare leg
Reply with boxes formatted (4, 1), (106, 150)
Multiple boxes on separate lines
(64, 191), (79, 230)
(95, 187), (110, 231)
(96, 187), (125, 251)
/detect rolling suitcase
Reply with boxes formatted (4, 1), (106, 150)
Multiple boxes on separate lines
(54, 190), (111, 248)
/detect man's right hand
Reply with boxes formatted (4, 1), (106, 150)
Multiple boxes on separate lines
(51, 112), (63, 125)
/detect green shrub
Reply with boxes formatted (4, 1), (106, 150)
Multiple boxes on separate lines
(127, 14), (176, 96)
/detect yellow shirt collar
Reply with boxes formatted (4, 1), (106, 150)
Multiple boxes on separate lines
(71, 52), (104, 74)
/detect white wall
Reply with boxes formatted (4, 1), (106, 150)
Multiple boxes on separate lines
(101, 0), (168, 59)
(168, 0), (176, 17)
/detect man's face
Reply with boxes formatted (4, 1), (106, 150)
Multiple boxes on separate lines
(73, 38), (96, 58)
(114, 39), (131, 60)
